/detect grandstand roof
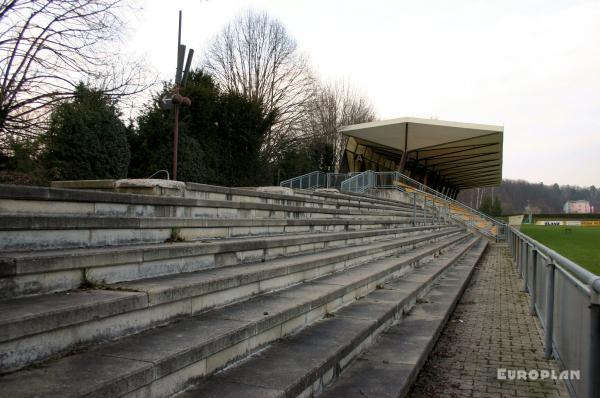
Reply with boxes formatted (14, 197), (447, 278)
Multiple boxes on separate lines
(340, 117), (504, 189)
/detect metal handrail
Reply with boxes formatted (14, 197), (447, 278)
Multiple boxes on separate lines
(508, 226), (599, 398)
(326, 172), (359, 189)
(147, 170), (170, 180)
(340, 170), (376, 193)
(374, 171), (506, 230)
(279, 171), (327, 189)
(338, 170), (506, 241)
(510, 226), (600, 292)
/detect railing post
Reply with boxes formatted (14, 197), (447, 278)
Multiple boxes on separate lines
(516, 234), (519, 261)
(530, 249), (538, 315)
(511, 232), (515, 259)
(519, 239), (524, 274)
(519, 240), (525, 276)
(523, 243), (529, 292)
(544, 262), (555, 359)
(514, 234), (519, 265)
(423, 196), (426, 225)
(412, 192), (416, 226)
(510, 231), (514, 258)
(590, 289), (600, 398)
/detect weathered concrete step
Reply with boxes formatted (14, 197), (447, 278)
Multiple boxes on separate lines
(0, 184), (417, 219)
(48, 180), (416, 212)
(0, 215), (422, 251)
(319, 239), (488, 398)
(0, 233), (471, 397)
(0, 224), (454, 299)
(0, 228), (463, 372)
(292, 188), (415, 209)
(175, 237), (483, 398)
(185, 183), (416, 211)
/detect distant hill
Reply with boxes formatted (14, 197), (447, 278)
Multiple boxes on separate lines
(456, 179), (599, 215)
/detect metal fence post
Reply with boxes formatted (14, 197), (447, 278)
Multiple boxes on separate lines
(423, 196), (426, 225)
(590, 295), (600, 398)
(412, 192), (416, 226)
(516, 239), (521, 274)
(510, 232), (514, 260)
(544, 262), (555, 359)
(530, 249), (538, 316)
(523, 243), (529, 292)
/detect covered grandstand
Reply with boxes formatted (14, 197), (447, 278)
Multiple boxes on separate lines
(340, 117), (504, 198)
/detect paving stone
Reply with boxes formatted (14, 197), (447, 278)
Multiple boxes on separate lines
(408, 243), (569, 398)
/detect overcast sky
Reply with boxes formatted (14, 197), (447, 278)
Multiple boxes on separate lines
(124, 0), (600, 187)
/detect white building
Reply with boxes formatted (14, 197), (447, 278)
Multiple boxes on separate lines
(563, 200), (591, 214)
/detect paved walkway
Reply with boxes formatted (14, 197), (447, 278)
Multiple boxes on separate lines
(409, 243), (569, 398)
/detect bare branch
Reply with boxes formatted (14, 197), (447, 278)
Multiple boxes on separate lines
(0, 0), (155, 148)
(303, 79), (376, 171)
(203, 9), (316, 161)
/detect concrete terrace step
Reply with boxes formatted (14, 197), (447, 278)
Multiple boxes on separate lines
(0, 224), (456, 299)
(0, 215), (422, 251)
(0, 227), (464, 372)
(291, 188), (415, 209)
(0, 184), (417, 219)
(174, 237), (485, 398)
(320, 239), (487, 398)
(186, 183), (416, 211)
(0, 233), (472, 397)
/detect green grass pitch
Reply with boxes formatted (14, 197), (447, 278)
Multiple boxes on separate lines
(520, 225), (600, 275)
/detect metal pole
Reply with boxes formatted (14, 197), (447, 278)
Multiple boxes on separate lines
(511, 230), (515, 258)
(423, 196), (426, 225)
(590, 301), (600, 397)
(514, 234), (519, 269)
(511, 232), (515, 260)
(530, 249), (537, 315)
(516, 237), (520, 272)
(519, 239), (524, 274)
(544, 262), (555, 359)
(173, 92), (179, 181)
(523, 243), (529, 292)
(172, 11), (182, 181)
(412, 192), (416, 226)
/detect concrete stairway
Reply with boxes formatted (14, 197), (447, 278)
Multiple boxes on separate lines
(0, 183), (485, 397)
(175, 237), (487, 398)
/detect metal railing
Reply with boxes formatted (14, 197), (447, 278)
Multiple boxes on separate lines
(280, 172), (358, 190)
(508, 227), (600, 398)
(373, 171), (506, 237)
(326, 172), (358, 189)
(279, 171), (327, 189)
(281, 169), (507, 241)
(338, 170), (506, 241)
(340, 170), (376, 193)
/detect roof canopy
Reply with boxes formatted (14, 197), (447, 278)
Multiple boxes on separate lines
(340, 117), (504, 189)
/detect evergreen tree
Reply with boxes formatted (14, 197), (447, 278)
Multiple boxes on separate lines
(491, 196), (503, 217)
(479, 196), (493, 216)
(42, 84), (129, 180)
(129, 70), (276, 186)
(275, 139), (335, 184)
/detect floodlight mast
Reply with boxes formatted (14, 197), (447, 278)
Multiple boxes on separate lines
(172, 10), (194, 181)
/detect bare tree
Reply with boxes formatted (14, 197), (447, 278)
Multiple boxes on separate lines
(0, 0), (151, 148)
(202, 10), (315, 159)
(305, 79), (375, 171)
